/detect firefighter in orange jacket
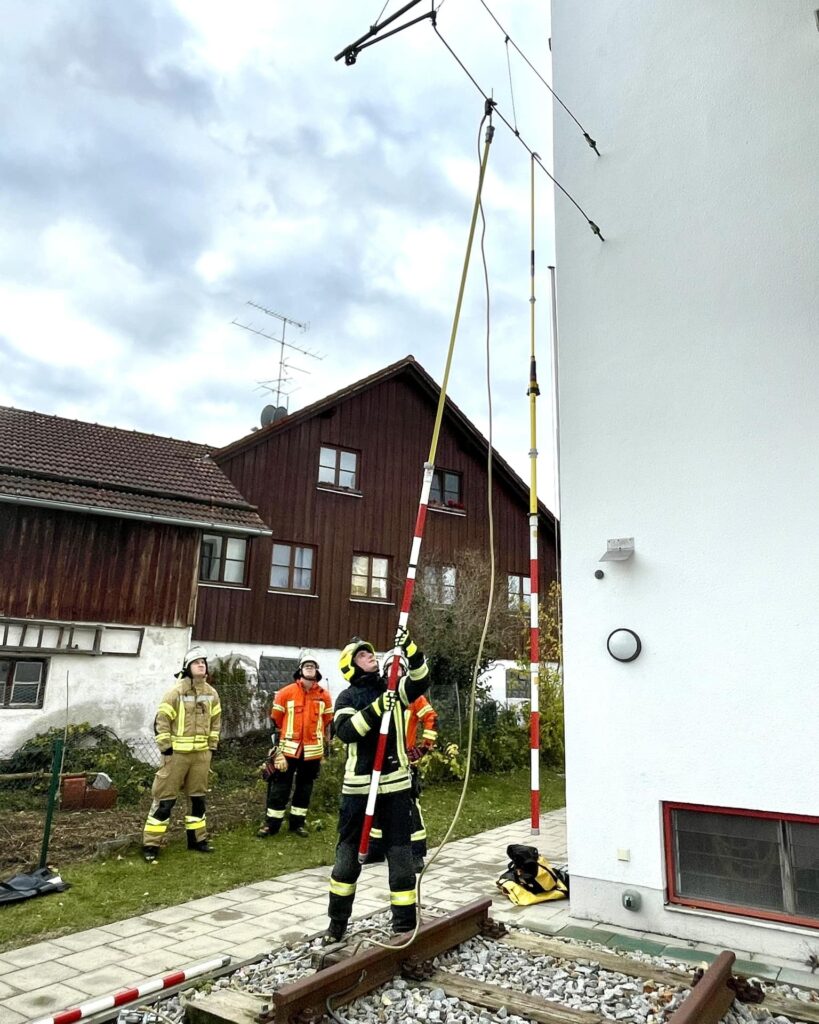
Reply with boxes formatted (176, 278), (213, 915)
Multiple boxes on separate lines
(366, 651), (438, 871)
(258, 650), (333, 838)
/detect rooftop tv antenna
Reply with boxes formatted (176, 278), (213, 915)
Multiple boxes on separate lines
(232, 301), (323, 409)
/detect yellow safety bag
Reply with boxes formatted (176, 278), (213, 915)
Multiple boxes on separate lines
(496, 844), (569, 906)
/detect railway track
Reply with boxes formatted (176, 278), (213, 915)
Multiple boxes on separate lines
(33, 901), (819, 1024)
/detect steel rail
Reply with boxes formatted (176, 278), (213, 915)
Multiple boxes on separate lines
(265, 898), (493, 1024)
(667, 951), (736, 1024)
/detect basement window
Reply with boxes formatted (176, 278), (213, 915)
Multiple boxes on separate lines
(664, 802), (819, 928)
(0, 658), (48, 709)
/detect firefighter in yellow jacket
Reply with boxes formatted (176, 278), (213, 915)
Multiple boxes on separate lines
(142, 645), (221, 862)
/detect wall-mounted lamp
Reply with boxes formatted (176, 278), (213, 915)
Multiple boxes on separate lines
(607, 628), (642, 663)
(600, 537), (634, 562)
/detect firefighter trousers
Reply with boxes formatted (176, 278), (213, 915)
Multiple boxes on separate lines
(328, 790), (416, 933)
(143, 750), (211, 849)
(368, 766), (426, 863)
(265, 755), (321, 832)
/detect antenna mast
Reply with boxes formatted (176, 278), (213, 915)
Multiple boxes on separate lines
(233, 302), (322, 409)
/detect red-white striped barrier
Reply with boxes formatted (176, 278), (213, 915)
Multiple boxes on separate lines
(29, 954), (231, 1024)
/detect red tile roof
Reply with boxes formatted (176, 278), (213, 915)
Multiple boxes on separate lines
(0, 407), (269, 533)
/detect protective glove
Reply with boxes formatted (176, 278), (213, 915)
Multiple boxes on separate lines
(161, 749), (173, 757)
(371, 690), (398, 716)
(394, 626), (418, 659)
(407, 745), (423, 764)
(274, 750), (288, 772)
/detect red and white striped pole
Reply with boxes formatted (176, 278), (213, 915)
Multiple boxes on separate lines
(527, 154), (541, 835)
(357, 111), (496, 863)
(28, 955), (231, 1024)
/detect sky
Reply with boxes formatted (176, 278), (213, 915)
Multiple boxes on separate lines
(0, 0), (563, 512)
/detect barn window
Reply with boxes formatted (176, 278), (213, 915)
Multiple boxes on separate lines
(0, 658), (48, 709)
(429, 469), (463, 509)
(507, 574), (531, 610)
(270, 543), (315, 593)
(200, 534), (248, 585)
(423, 565), (457, 605)
(664, 802), (819, 928)
(318, 446), (358, 490)
(351, 554), (390, 601)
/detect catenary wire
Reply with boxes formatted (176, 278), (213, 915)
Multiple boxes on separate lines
(476, 0), (599, 154)
(432, 23), (604, 239)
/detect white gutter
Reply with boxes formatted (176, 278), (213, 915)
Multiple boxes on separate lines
(0, 492), (272, 536)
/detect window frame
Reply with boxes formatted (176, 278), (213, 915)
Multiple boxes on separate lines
(269, 542), (317, 595)
(663, 800), (819, 928)
(199, 533), (249, 587)
(350, 552), (391, 602)
(505, 668), (530, 700)
(0, 657), (48, 710)
(429, 468), (464, 510)
(507, 573), (531, 610)
(422, 564), (457, 606)
(317, 445), (360, 492)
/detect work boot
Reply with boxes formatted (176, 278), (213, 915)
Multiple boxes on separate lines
(290, 825), (309, 838)
(188, 837), (215, 853)
(322, 919), (347, 945)
(257, 825), (277, 838)
(142, 846), (159, 863)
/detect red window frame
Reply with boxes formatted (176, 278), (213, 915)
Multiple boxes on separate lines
(663, 800), (819, 929)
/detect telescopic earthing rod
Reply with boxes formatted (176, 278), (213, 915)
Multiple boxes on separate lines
(357, 103), (497, 864)
(527, 154), (541, 836)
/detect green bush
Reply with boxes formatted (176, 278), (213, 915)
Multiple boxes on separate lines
(0, 724), (156, 805)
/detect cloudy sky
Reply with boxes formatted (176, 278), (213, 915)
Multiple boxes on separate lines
(1, 0), (565, 511)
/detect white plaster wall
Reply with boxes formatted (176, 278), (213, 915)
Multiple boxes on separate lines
(203, 642), (521, 707)
(0, 625), (190, 754)
(551, 1), (819, 953)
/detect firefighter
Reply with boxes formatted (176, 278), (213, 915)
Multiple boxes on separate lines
(142, 645), (221, 862)
(258, 649), (333, 838)
(326, 630), (430, 942)
(366, 651), (438, 872)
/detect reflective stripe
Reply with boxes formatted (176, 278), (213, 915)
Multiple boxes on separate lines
(158, 702), (177, 720)
(267, 808), (286, 819)
(422, 729), (437, 741)
(285, 700), (295, 742)
(390, 889), (417, 906)
(330, 877), (357, 897)
(409, 662), (428, 681)
(155, 732), (172, 745)
(171, 735), (210, 751)
(144, 817), (168, 834)
(185, 815), (206, 830)
(411, 827), (427, 841)
(417, 705), (434, 719)
(210, 702), (221, 717)
(290, 805), (308, 816)
(351, 711), (370, 736)
(335, 707), (355, 721)
(272, 703), (285, 713)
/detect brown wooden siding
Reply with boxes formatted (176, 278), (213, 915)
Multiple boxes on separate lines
(196, 373), (558, 651)
(0, 505), (198, 627)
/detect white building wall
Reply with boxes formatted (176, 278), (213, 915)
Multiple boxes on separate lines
(551, 2), (819, 956)
(0, 625), (189, 754)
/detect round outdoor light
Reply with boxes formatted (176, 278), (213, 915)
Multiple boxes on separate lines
(607, 628), (642, 663)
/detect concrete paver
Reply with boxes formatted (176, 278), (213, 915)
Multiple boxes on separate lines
(3, 808), (819, 1023)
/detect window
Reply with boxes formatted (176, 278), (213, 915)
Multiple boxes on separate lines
(508, 574), (531, 610)
(429, 469), (463, 509)
(505, 668), (529, 700)
(270, 543), (315, 592)
(423, 565), (457, 605)
(664, 802), (819, 927)
(318, 446), (358, 489)
(0, 658), (47, 709)
(351, 554), (390, 600)
(200, 534), (248, 585)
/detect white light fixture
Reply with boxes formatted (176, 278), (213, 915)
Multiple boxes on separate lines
(607, 628), (642, 662)
(600, 537), (634, 562)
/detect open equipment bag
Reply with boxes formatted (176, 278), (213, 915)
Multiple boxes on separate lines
(496, 843), (569, 906)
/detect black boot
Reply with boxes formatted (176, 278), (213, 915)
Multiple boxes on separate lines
(323, 919), (347, 944)
(187, 833), (214, 853)
(143, 846), (159, 863)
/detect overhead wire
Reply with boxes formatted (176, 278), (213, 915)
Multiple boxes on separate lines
(476, 0), (600, 155)
(504, 37), (519, 136)
(431, 23), (604, 240)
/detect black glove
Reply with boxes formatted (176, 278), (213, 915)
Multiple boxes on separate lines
(161, 749), (173, 757)
(394, 626), (418, 659)
(371, 690), (398, 716)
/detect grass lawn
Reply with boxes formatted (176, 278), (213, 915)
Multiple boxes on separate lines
(0, 767), (564, 952)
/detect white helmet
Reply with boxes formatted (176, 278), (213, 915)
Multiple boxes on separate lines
(382, 651), (408, 677)
(295, 648), (322, 681)
(176, 645), (208, 678)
